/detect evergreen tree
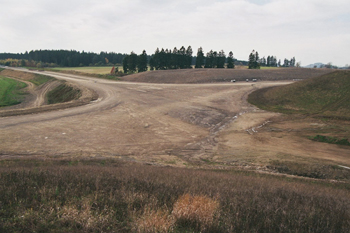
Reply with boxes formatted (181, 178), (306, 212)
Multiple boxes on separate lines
(290, 57), (296, 67)
(149, 57), (155, 71)
(178, 46), (186, 69)
(186, 46), (193, 68)
(248, 50), (255, 69)
(122, 55), (129, 73)
(204, 50), (214, 68)
(267, 56), (271, 67)
(137, 50), (148, 72)
(171, 47), (178, 69)
(212, 51), (218, 68)
(217, 50), (225, 68)
(227, 51), (235, 68)
(195, 47), (204, 68)
(255, 51), (260, 69)
(248, 50), (260, 69)
(128, 52), (138, 72)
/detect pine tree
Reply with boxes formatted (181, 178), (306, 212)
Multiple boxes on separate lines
(217, 50), (225, 68)
(178, 46), (186, 69)
(153, 48), (160, 70)
(137, 50), (148, 73)
(248, 50), (255, 69)
(227, 51), (235, 68)
(149, 57), (155, 71)
(212, 51), (218, 68)
(204, 51), (212, 68)
(122, 55), (129, 73)
(128, 52), (138, 72)
(170, 47), (178, 69)
(186, 46), (193, 69)
(254, 51), (260, 69)
(195, 47), (204, 68)
(267, 56), (271, 67)
(248, 50), (260, 69)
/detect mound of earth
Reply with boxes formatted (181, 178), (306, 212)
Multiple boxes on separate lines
(121, 68), (334, 84)
(248, 70), (350, 119)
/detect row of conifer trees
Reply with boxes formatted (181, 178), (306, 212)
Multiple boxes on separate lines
(122, 46), (236, 73)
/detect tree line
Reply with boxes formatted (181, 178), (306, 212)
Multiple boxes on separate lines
(0, 48), (296, 71)
(0, 50), (129, 67)
(249, 50), (297, 68)
(122, 46), (236, 73)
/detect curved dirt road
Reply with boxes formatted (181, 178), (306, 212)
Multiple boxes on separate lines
(7, 70), (346, 169)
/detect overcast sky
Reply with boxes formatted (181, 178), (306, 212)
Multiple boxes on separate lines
(1, 0), (349, 66)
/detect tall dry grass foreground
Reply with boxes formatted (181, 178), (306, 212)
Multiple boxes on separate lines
(0, 159), (349, 232)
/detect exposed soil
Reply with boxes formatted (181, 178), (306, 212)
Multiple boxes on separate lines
(0, 68), (349, 179)
(121, 68), (334, 83)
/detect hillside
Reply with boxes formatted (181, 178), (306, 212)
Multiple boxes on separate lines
(120, 68), (333, 83)
(248, 71), (350, 119)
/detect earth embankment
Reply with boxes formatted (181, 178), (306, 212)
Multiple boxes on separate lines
(121, 68), (334, 83)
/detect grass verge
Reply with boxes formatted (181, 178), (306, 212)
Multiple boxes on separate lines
(0, 159), (349, 232)
(0, 76), (27, 107)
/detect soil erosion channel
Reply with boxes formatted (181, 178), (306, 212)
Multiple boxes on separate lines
(1, 70), (331, 167)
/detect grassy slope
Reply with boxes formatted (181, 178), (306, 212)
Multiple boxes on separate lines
(122, 68), (333, 84)
(47, 83), (82, 104)
(30, 74), (53, 86)
(0, 159), (349, 233)
(0, 76), (27, 107)
(248, 71), (350, 119)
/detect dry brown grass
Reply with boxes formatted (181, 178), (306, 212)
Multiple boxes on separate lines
(1, 159), (349, 232)
(172, 194), (219, 231)
(135, 207), (173, 233)
(134, 194), (219, 232)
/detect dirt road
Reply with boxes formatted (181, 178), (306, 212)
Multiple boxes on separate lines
(1, 70), (349, 169)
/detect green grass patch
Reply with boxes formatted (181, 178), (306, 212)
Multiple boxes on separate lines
(47, 83), (81, 104)
(30, 74), (53, 86)
(0, 68), (4, 72)
(248, 71), (350, 119)
(0, 76), (27, 107)
(309, 135), (350, 146)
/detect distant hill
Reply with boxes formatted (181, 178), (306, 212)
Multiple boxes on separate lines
(248, 71), (350, 119)
(303, 63), (325, 68)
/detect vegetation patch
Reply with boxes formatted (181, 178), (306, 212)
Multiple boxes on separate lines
(47, 83), (81, 104)
(309, 135), (350, 146)
(0, 76), (27, 107)
(248, 71), (350, 119)
(0, 159), (349, 232)
(30, 74), (53, 86)
(267, 160), (350, 180)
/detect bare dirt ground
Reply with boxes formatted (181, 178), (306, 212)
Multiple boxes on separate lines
(0, 68), (349, 173)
